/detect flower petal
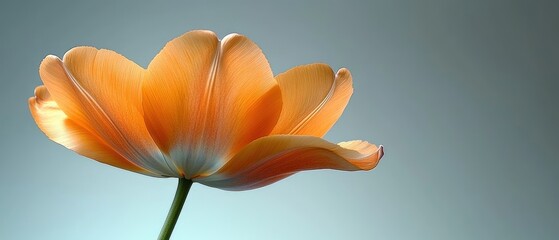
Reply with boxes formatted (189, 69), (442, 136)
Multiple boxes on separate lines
(143, 30), (281, 178)
(29, 86), (156, 175)
(197, 135), (384, 191)
(271, 64), (353, 137)
(142, 30), (219, 156)
(39, 52), (173, 176)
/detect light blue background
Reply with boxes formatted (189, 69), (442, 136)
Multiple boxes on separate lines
(1, 0), (558, 239)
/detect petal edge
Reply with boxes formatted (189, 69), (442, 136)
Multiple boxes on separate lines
(271, 64), (353, 137)
(29, 86), (156, 176)
(197, 135), (383, 191)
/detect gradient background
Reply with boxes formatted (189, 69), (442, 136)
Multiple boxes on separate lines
(1, 0), (558, 239)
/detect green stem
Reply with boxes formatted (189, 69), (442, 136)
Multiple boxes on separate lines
(158, 178), (193, 240)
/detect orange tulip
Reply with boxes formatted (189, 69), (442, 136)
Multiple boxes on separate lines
(29, 30), (384, 238)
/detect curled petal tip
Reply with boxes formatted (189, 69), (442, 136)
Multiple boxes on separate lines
(378, 145), (385, 161)
(221, 33), (252, 46)
(32, 86), (52, 104)
(223, 32), (242, 39)
(40, 55), (62, 68)
(336, 67), (351, 77)
(33, 85), (45, 96)
(44, 54), (60, 60)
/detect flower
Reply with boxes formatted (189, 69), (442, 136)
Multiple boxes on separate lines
(29, 30), (384, 191)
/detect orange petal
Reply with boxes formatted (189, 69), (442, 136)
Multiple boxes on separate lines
(39, 52), (173, 176)
(271, 64), (353, 137)
(29, 86), (155, 175)
(142, 30), (218, 155)
(143, 30), (282, 178)
(196, 135), (384, 191)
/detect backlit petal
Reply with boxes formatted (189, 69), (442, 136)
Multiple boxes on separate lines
(197, 135), (384, 191)
(142, 30), (218, 153)
(142, 30), (219, 177)
(271, 64), (353, 137)
(39, 52), (172, 176)
(143, 31), (281, 178)
(29, 86), (155, 175)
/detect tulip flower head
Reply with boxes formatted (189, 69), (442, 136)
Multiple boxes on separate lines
(29, 30), (384, 239)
